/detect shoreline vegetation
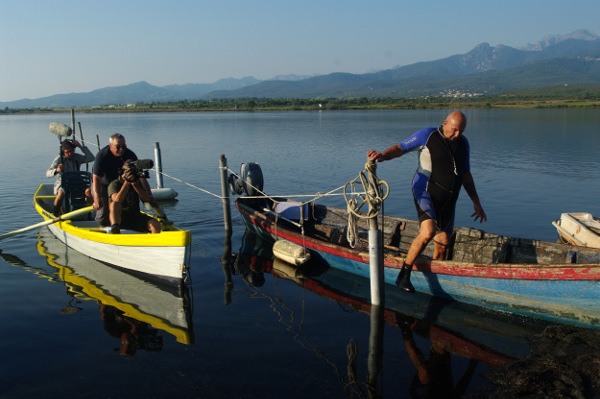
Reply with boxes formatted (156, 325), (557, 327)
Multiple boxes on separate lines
(3, 88), (600, 114)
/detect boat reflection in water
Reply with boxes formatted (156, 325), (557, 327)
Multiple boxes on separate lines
(34, 227), (194, 352)
(229, 228), (553, 397)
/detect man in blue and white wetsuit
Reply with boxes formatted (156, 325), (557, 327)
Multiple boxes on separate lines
(367, 111), (487, 293)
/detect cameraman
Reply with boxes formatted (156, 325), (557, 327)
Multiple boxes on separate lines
(46, 139), (95, 215)
(107, 160), (161, 234)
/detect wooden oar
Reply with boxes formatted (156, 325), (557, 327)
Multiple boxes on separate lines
(152, 205), (174, 225)
(0, 206), (93, 241)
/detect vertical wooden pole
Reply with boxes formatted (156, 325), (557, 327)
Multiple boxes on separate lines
(70, 109), (75, 136)
(78, 122), (88, 171)
(220, 154), (232, 234)
(219, 154), (234, 304)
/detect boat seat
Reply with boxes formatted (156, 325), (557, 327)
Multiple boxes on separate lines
(61, 171), (92, 218)
(274, 201), (309, 221)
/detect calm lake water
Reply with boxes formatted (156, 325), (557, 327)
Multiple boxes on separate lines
(1, 109), (599, 398)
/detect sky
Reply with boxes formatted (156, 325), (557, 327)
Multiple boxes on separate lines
(1, 0), (599, 102)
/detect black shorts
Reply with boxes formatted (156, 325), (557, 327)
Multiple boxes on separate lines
(413, 195), (457, 234)
(120, 212), (155, 232)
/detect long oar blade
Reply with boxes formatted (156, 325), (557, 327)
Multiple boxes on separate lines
(0, 206), (93, 241)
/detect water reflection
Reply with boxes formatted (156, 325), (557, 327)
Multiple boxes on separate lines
(99, 302), (163, 356)
(224, 229), (382, 397)
(1, 227), (194, 353)
(226, 228), (558, 397)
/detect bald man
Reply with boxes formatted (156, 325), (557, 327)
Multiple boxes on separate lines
(367, 111), (486, 293)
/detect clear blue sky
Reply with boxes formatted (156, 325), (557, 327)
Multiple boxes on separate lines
(1, 0), (598, 102)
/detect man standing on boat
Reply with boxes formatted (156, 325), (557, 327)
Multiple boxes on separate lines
(92, 133), (157, 226)
(107, 160), (161, 234)
(367, 111), (487, 293)
(46, 139), (95, 215)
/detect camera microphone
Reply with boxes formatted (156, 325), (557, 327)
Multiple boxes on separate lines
(49, 122), (72, 138)
(134, 159), (154, 169)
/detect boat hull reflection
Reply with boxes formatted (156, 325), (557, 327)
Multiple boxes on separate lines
(235, 228), (550, 365)
(36, 227), (194, 346)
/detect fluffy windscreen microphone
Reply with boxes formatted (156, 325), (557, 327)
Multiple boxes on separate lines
(134, 159), (154, 169)
(49, 122), (72, 137)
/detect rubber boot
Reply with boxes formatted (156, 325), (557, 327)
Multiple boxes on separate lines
(396, 264), (415, 293)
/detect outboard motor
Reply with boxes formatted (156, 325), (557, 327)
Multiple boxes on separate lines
(229, 162), (264, 196)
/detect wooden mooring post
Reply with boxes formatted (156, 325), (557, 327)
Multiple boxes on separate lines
(219, 154), (234, 304)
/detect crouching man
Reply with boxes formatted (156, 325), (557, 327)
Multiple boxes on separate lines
(108, 160), (161, 234)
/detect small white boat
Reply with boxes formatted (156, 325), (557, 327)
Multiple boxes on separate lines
(553, 213), (600, 249)
(34, 183), (191, 285)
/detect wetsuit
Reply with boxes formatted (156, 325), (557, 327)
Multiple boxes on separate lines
(400, 126), (470, 233)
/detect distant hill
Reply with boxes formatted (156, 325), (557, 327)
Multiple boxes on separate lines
(519, 29), (598, 51)
(2, 30), (599, 108)
(1, 77), (261, 109)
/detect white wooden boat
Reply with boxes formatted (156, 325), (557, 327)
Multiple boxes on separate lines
(34, 183), (191, 285)
(553, 213), (600, 249)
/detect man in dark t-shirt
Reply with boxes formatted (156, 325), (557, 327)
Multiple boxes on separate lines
(92, 133), (151, 226)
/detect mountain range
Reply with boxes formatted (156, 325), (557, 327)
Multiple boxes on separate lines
(3, 29), (599, 109)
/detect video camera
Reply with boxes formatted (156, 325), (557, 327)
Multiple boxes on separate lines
(120, 159), (153, 181)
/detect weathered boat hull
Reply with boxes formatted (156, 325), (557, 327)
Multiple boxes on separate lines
(236, 197), (600, 328)
(34, 184), (191, 285)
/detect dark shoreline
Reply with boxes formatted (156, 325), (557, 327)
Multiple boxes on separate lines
(3, 97), (599, 115)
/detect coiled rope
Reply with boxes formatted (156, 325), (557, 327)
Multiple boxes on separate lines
(343, 162), (390, 248)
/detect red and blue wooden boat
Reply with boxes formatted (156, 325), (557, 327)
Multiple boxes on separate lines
(236, 196), (600, 328)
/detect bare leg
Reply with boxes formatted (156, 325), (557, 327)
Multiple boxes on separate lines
(405, 219), (436, 265)
(147, 219), (162, 234)
(53, 190), (65, 215)
(398, 219), (436, 293)
(432, 231), (450, 260)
